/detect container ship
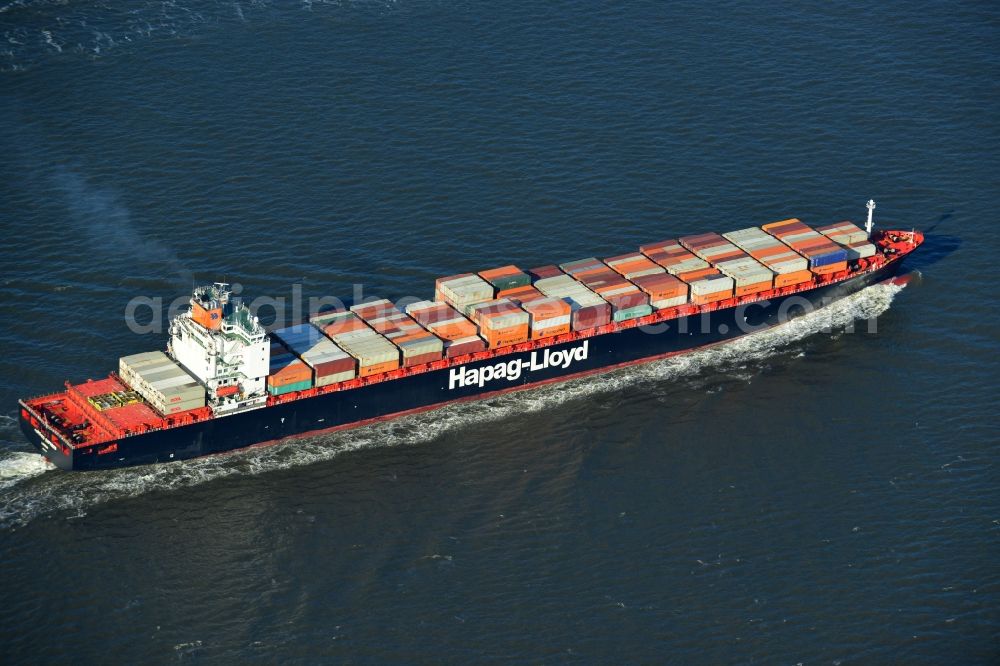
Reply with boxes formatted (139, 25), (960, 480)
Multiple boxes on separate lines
(19, 202), (922, 470)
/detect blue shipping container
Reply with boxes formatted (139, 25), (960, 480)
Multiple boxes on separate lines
(809, 249), (848, 267)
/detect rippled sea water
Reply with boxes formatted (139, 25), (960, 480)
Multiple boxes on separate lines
(1, 1), (997, 663)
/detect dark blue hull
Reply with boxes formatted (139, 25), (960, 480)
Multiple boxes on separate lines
(20, 262), (901, 470)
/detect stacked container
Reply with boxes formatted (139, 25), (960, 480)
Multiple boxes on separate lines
(406, 301), (487, 358)
(722, 227), (813, 288)
(119, 351), (206, 414)
(677, 233), (774, 298)
(316, 311), (400, 378)
(311, 309), (370, 338)
(815, 221), (877, 261)
(272, 324), (356, 386)
(816, 221), (869, 245)
(840, 239), (877, 260)
(267, 342), (313, 395)
(714, 256), (774, 297)
(498, 284), (546, 304)
(497, 284), (571, 337)
(478, 265), (532, 298)
(639, 239), (710, 276)
(534, 274), (611, 331)
(467, 299), (531, 349)
(762, 219), (849, 275)
(520, 297), (572, 339)
(673, 269), (734, 305)
(435, 273), (496, 316)
(590, 281), (649, 312)
(604, 252), (666, 280)
(561, 258), (650, 322)
(581, 272), (650, 322)
(631, 272), (689, 309)
(559, 257), (607, 277)
(679, 232), (747, 265)
(350, 299), (444, 367)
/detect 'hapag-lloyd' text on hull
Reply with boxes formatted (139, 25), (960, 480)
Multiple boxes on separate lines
(19, 204), (922, 470)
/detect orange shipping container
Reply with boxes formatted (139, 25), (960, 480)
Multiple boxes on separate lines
(504, 285), (546, 304)
(691, 290), (731, 305)
(677, 267), (720, 282)
(734, 280), (772, 297)
(358, 360), (400, 378)
(774, 270), (814, 287)
(707, 249), (746, 264)
(762, 218), (804, 232)
(268, 363), (312, 387)
(317, 312), (369, 337)
(478, 265), (519, 281)
(631, 273), (687, 301)
(811, 261), (848, 275)
(749, 245), (791, 260)
(483, 324), (529, 349)
(432, 322), (477, 340)
(497, 286), (531, 299)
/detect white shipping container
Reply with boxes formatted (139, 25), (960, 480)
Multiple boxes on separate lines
(843, 242), (876, 259)
(651, 295), (687, 309)
(534, 275), (578, 291)
(484, 312), (529, 329)
(316, 371), (356, 387)
(819, 222), (868, 245)
(119, 350), (205, 413)
(689, 275), (734, 295)
(440, 274), (494, 304)
(624, 266), (664, 279)
(660, 258), (708, 275)
(531, 314), (572, 330)
(398, 337), (443, 356)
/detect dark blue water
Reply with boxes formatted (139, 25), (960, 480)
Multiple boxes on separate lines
(1, 1), (997, 662)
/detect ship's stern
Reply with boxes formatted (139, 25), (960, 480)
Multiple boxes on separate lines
(18, 403), (76, 471)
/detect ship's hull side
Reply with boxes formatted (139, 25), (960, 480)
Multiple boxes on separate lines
(24, 262), (900, 471)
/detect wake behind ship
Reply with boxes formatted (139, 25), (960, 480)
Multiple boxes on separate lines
(19, 205), (922, 470)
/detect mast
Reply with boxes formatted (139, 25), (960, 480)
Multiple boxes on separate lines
(866, 199), (876, 237)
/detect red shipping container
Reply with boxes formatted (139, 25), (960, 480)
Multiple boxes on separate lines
(572, 303), (611, 331)
(527, 265), (564, 281)
(444, 338), (487, 358)
(603, 290), (649, 310)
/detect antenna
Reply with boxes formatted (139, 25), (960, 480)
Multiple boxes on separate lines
(866, 199), (876, 236)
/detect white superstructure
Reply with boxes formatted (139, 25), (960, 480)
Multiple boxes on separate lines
(168, 282), (269, 414)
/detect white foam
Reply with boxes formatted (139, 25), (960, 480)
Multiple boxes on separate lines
(0, 452), (56, 490)
(0, 282), (905, 530)
(41, 29), (62, 53)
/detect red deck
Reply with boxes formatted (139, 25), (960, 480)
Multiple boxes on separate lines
(20, 229), (922, 452)
(71, 377), (127, 398)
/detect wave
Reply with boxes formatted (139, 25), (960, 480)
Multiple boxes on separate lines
(0, 452), (55, 490)
(0, 281), (905, 530)
(0, 0), (401, 72)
